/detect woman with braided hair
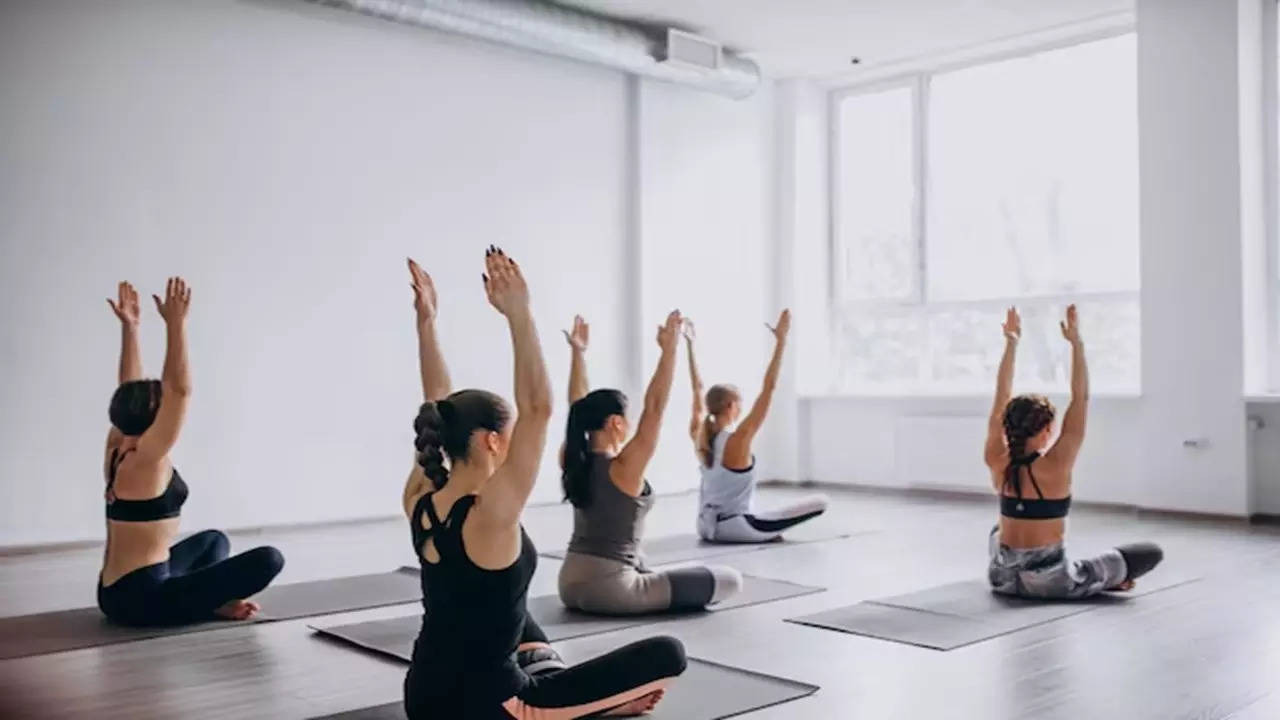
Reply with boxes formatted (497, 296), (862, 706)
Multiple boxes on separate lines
(984, 305), (1162, 599)
(400, 251), (685, 719)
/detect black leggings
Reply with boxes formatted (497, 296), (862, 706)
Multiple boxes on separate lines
(505, 635), (686, 719)
(97, 530), (284, 626)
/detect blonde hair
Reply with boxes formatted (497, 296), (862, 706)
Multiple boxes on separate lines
(699, 384), (740, 468)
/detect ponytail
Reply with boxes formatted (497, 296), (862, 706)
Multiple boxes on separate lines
(698, 415), (717, 468)
(413, 390), (510, 491)
(700, 384), (741, 469)
(561, 389), (628, 507)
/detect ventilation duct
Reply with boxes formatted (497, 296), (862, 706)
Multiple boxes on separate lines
(304, 0), (762, 99)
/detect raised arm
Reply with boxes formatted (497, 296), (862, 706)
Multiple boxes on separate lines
(611, 310), (683, 495)
(409, 258), (451, 402)
(134, 278), (192, 463)
(108, 282), (143, 384)
(984, 307), (1020, 469)
(722, 309), (790, 469)
(684, 320), (707, 443)
(1046, 304), (1087, 466)
(563, 315), (590, 405)
(404, 259), (452, 517)
(480, 248), (554, 525)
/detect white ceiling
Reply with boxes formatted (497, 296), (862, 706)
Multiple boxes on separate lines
(560, 0), (1134, 79)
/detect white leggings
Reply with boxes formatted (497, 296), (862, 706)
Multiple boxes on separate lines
(698, 494), (829, 544)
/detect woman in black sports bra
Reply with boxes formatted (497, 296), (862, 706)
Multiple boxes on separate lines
(983, 305), (1162, 599)
(401, 251), (686, 719)
(98, 278), (283, 626)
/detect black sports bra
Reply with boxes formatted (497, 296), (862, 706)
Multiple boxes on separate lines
(105, 448), (189, 522)
(999, 452), (1071, 520)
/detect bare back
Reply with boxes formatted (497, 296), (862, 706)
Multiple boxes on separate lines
(100, 432), (179, 586)
(988, 447), (1072, 549)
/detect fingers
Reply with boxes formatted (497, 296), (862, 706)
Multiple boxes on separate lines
(152, 294), (163, 314)
(107, 298), (120, 314)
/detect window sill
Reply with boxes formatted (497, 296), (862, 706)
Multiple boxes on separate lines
(798, 390), (1143, 401)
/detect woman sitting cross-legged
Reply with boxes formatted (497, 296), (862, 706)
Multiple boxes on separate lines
(556, 313), (742, 616)
(688, 312), (828, 544)
(401, 253), (686, 719)
(984, 305), (1163, 599)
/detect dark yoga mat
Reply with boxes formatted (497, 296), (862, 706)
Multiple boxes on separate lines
(0, 567), (423, 659)
(786, 574), (1202, 651)
(309, 657), (818, 720)
(312, 574), (824, 661)
(539, 529), (860, 566)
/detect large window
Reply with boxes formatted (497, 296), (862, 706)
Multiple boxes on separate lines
(832, 34), (1140, 394)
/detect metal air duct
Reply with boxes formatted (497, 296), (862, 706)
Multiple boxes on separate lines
(305, 0), (762, 99)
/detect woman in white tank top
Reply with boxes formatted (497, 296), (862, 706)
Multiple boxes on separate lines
(686, 311), (828, 544)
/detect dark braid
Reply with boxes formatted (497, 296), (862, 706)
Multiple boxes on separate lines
(1001, 394), (1056, 492)
(413, 390), (510, 491)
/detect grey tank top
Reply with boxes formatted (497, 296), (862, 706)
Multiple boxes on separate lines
(566, 454), (653, 567)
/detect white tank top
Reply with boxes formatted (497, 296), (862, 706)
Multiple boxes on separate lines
(698, 431), (756, 528)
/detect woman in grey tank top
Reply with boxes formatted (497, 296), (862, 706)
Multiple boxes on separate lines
(686, 312), (829, 544)
(556, 313), (742, 615)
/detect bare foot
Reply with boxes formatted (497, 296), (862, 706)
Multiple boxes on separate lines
(601, 690), (664, 717)
(214, 599), (260, 620)
(1112, 580), (1135, 592)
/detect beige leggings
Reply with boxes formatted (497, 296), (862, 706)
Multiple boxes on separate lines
(557, 551), (741, 615)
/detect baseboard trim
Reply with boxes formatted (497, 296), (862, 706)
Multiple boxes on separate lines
(758, 479), (1251, 523)
(0, 489), (700, 557)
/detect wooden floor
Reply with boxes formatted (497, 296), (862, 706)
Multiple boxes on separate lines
(4, 486), (1280, 719)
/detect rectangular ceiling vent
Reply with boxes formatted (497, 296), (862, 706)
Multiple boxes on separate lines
(660, 28), (722, 71)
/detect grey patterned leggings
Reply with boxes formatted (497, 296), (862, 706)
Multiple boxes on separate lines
(987, 526), (1130, 599)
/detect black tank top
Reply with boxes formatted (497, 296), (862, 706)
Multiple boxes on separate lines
(105, 448), (188, 522)
(405, 492), (537, 714)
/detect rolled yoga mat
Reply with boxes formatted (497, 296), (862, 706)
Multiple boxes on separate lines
(311, 573), (824, 661)
(0, 567), (423, 659)
(539, 529), (862, 566)
(785, 573), (1201, 651)
(308, 657), (819, 720)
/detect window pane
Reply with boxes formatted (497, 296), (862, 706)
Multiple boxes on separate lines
(836, 86), (916, 301)
(926, 35), (1139, 303)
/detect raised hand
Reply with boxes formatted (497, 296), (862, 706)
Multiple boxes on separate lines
(408, 258), (439, 323)
(1059, 304), (1081, 345)
(682, 318), (696, 344)
(563, 315), (589, 352)
(765, 309), (791, 342)
(152, 277), (191, 325)
(482, 246), (530, 317)
(1002, 306), (1021, 342)
(107, 281), (141, 327)
(656, 309), (683, 354)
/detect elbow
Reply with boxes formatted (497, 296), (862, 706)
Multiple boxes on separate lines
(523, 394), (554, 422)
(164, 379), (192, 398)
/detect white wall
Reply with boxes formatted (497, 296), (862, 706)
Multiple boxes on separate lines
(0, 1), (776, 546)
(636, 79), (775, 493)
(791, 0), (1275, 518)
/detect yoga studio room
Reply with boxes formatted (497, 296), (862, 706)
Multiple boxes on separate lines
(4, 0), (1280, 717)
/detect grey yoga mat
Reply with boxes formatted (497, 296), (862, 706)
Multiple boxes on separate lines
(786, 574), (1202, 651)
(0, 567), (423, 659)
(308, 658), (819, 720)
(539, 530), (859, 566)
(311, 574), (824, 661)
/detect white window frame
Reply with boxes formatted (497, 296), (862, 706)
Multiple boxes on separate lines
(828, 28), (1141, 396)
(1266, 0), (1280, 392)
